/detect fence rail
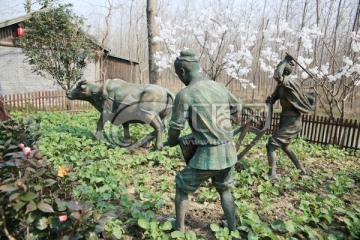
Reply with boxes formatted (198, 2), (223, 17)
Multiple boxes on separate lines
(3, 90), (360, 152)
(3, 90), (93, 112)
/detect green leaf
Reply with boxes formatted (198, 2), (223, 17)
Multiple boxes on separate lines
(33, 185), (42, 191)
(343, 217), (353, 227)
(112, 226), (123, 239)
(150, 221), (158, 231)
(185, 231), (197, 240)
(67, 200), (84, 211)
(138, 218), (150, 230)
(37, 202), (54, 213)
(328, 234), (338, 240)
(22, 192), (38, 201)
(247, 230), (259, 240)
(55, 199), (67, 211)
(43, 179), (57, 187)
(231, 230), (240, 238)
(160, 221), (172, 231)
(303, 226), (316, 239)
(14, 201), (26, 211)
(285, 220), (296, 233)
(26, 211), (37, 224)
(9, 192), (21, 202)
(25, 201), (37, 214)
(210, 223), (220, 232)
(171, 231), (185, 239)
(0, 185), (18, 192)
(271, 219), (287, 233)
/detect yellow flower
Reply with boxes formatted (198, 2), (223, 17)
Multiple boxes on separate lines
(57, 166), (69, 177)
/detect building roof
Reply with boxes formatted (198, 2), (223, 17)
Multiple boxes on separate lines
(107, 52), (139, 64)
(0, 9), (48, 29)
(0, 9), (139, 64)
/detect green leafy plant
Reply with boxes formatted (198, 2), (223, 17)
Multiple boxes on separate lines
(103, 217), (125, 240)
(210, 224), (240, 240)
(325, 174), (355, 196)
(237, 210), (277, 240)
(3, 110), (359, 239)
(137, 219), (172, 239)
(343, 207), (360, 239)
(171, 230), (200, 240)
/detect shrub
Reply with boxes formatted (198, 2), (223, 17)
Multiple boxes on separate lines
(0, 117), (98, 239)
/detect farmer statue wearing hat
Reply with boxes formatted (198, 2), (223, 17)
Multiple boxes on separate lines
(166, 50), (243, 232)
(266, 54), (316, 180)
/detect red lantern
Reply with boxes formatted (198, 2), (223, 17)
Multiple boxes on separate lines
(16, 26), (25, 37)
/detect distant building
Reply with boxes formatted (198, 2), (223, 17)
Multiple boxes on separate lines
(0, 10), (139, 95)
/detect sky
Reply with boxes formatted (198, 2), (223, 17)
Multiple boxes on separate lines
(0, 0), (109, 21)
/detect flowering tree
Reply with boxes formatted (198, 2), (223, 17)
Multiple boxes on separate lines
(153, 1), (359, 119)
(260, 23), (360, 119)
(153, 5), (256, 88)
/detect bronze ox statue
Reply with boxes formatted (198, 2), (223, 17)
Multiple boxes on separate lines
(67, 79), (174, 149)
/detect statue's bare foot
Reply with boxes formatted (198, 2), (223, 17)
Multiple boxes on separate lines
(269, 174), (278, 181)
(166, 217), (178, 231)
(154, 143), (163, 150)
(94, 131), (105, 140)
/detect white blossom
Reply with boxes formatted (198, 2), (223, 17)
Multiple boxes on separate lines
(301, 72), (309, 79)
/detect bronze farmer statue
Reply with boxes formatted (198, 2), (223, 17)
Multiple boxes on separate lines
(166, 51), (243, 232)
(266, 54), (316, 180)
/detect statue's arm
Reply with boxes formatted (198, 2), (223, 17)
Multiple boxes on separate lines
(165, 92), (188, 147)
(266, 84), (280, 104)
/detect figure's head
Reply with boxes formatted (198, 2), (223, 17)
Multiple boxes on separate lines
(174, 51), (200, 85)
(283, 63), (293, 76)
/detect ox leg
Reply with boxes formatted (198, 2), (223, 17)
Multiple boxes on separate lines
(149, 115), (164, 150)
(161, 119), (167, 134)
(95, 116), (105, 140)
(122, 122), (132, 144)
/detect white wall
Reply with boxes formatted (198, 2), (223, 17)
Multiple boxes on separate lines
(0, 46), (97, 95)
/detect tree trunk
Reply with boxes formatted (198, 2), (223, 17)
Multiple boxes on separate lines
(146, 0), (160, 85)
(0, 96), (11, 121)
(313, 0), (321, 116)
(296, 0), (308, 57)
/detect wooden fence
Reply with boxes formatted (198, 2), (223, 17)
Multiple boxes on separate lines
(242, 110), (360, 153)
(3, 90), (360, 152)
(3, 90), (93, 112)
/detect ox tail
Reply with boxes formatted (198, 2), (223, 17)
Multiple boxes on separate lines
(167, 91), (175, 108)
(159, 90), (175, 120)
(166, 91), (175, 112)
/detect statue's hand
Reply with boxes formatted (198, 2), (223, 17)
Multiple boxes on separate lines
(265, 96), (273, 104)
